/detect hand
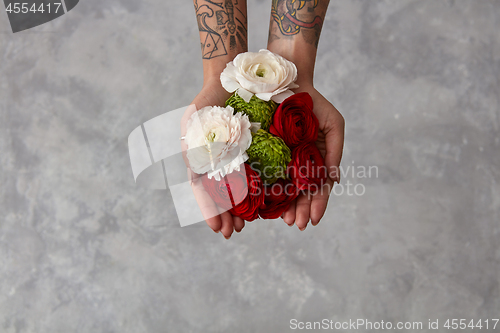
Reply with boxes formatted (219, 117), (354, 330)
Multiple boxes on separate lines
(282, 84), (345, 230)
(180, 78), (246, 239)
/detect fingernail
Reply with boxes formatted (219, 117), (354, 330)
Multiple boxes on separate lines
(214, 229), (220, 233)
(224, 235), (231, 240)
(288, 223), (294, 227)
(299, 226), (306, 231)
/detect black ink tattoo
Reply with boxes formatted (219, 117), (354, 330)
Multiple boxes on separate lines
(196, 4), (227, 59)
(237, 24), (246, 35)
(195, 0), (247, 59)
(236, 32), (246, 48)
(229, 35), (236, 50)
(206, 0), (223, 9)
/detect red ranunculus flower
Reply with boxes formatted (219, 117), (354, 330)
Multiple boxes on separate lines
(288, 142), (328, 191)
(259, 178), (299, 219)
(202, 163), (264, 221)
(269, 92), (319, 148)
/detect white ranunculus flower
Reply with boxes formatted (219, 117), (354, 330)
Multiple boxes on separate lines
(185, 105), (252, 180)
(220, 49), (299, 103)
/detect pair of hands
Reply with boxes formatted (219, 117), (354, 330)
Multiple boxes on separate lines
(182, 76), (344, 239)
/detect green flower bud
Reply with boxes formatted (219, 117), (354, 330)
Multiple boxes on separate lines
(226, 93), (277, 131)
(246, 129), (291, 185)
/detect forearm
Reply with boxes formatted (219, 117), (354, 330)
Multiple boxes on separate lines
(267, 0), (330, 86)
(193, 0), (248, 84)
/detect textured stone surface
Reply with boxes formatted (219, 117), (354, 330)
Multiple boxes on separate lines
(1, 0), (499, 332)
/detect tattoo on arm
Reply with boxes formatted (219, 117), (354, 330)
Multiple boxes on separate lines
(270, 0), (327, 48)
(194, 0), (248, 59)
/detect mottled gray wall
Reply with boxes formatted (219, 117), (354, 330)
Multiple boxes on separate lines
(1, 0), (499, 332)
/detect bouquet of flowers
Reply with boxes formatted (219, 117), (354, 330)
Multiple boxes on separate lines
(185, 50), (327, 221)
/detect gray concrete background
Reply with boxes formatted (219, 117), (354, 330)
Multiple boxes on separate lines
(1, 0), (499, 332)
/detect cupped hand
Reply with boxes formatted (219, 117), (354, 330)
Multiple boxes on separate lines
(282, 84), (345, 230)
(180, 78), (245, 239)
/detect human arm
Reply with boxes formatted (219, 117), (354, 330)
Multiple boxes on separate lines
(180, 0), (248, 238)
(267, 0), (345, 230)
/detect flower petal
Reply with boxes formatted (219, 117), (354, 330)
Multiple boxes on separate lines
(249, 122), (261, 133)
(220, 73), (241, 93)
(237, 88), (254, 103)
(254, 92), (274, 101)
(271, 90), (295, 103)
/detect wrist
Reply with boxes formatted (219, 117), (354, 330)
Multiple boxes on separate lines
(202, 50), (246, 85)
(203, 75), (226, 91)
(294, 76), (314, 90)
(201, 77), (232, 102)
(202, 61), (227, 85)
(267, 42), (316, 88)
(294, 80), (314, 92)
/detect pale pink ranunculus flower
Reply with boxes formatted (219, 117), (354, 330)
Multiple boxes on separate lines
(220, 49), (299, 103)
(185, 105), (252, 180)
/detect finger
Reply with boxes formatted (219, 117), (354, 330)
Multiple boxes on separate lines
(295, 194), (311, 231)
(283, 199), (296, 226)
(324, 111), (345, 183)
(205, 215), (222, 233)
(190, 173), (222, 232)
(233, 216), (245, 233)
(219, 211), (234, 239)
(308, 110), (343, 226)
(310, 179), (333, 226)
